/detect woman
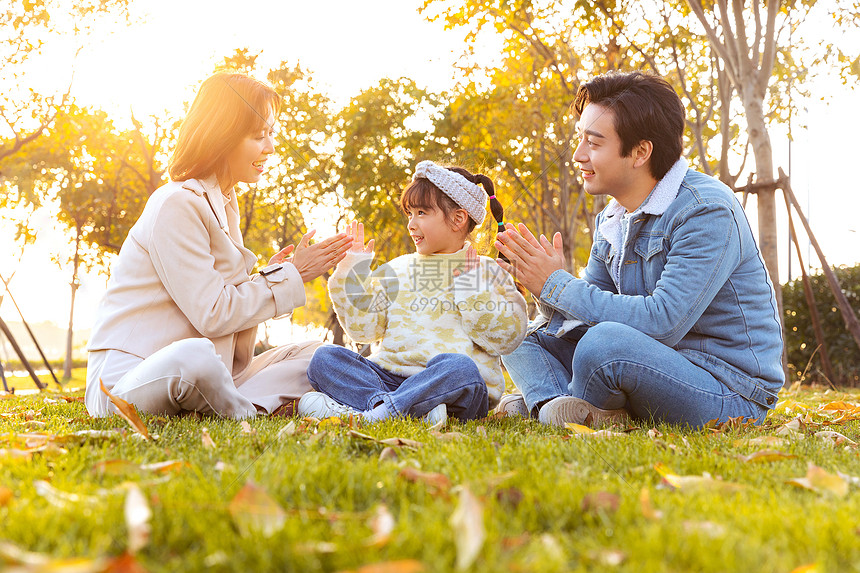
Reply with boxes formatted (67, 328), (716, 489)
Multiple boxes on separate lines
(85, 72), (352, 419)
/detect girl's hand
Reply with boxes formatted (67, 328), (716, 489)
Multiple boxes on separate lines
(346, 221), (375, 254)
(453, 245), (479, 277)
(268, 244), (295, 266)
(289, 230), (354, 282)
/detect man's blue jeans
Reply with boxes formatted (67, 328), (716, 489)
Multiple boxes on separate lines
(307, 345), (489, 421)
(501, 322), (767, 427)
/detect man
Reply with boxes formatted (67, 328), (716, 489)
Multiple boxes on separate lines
(495, 71), (783, 428)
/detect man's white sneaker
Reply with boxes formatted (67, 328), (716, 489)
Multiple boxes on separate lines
(422, 403), (447, 427)
(297, 392), (360, 419)
(537, 396), (628, 428)
(495, 393), (530, 418)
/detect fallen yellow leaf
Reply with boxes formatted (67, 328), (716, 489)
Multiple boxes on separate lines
(639, 488), (662, 520)
(100, 379), (153, 441)
(814, 430), (856, 446)
(733, 435), (787, 448)
(348, 430), (423, 449)
(787, 463), (849, 497)
(337, 560), (425, 573)
(788, 563), (821, 573)
(201, 428), (216, 449)
(366, 504), (395, 547)
(581, 491), (619, 514)
(379, 437), (424, 448)
(0, 541), (108, 571)
(821, 401), (860, 412)
(0, 486), (13, 507)
(737, 450), (797, 463)
(565, 423), (594, 434)
(398, 467), (451, 493)
(450, 485), (485, 571)
(124, 483), (152, 554)
(228, 481), (287, 538)
(653, 463), (745, 493)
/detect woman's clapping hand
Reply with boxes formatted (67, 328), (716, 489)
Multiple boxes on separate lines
(287, 230), (354, 282)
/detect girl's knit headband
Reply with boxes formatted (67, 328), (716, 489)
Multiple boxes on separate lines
(412, 160), (487, 224)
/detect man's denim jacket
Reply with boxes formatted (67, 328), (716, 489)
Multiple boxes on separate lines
(533, 161), (784, 409)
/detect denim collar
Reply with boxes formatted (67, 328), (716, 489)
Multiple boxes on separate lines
(598, 158), (689, 254)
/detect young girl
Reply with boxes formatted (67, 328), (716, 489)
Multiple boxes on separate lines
(298, 160), (528, 424)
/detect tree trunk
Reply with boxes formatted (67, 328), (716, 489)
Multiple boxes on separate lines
(64, 233), (81, 380)
(741, 90), (782, 315)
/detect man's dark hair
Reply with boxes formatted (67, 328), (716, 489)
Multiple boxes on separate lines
(573, 71), (685, 180)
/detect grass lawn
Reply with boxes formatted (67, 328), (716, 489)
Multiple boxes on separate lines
(2, 375), (860, 573)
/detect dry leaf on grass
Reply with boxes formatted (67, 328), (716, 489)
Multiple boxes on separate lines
(93, 459), (190, 477)
(0, 541), (108, 572)
(240, 420), (256, 435)
(566, 423), (594, 434)
(365, 504), (395, 547)
(814, 430), (856, 446)
(821, 401), (860, 414)
(378, 447), (399, 462)
(566, 423), (626, 438)
(140, 460), (191, 474)
(774, 398), (811, 413)
(398, 467), (451, 493)
(277, 421), (298, 438)
(228, 481), (287, 537)
(776, 417), (808, 437)
(34, 480), (105, 508)
(737, 449), (797, 463)
(639, 488), (662, 520)
(449, 485), (485, 571)
(379, 437), (424, 448)
(0, 486), (13, 507)
(653, 463), (745, 494)
(432, 431), (467, 442)
(93, 460), (142, 476)
(0, 448), (34, 461)
(733, 435), (787, 448)
(348, 430), (423, 449)
(200, 428), (216, 449)
(581, 491), (620, 514)
(336, 560), (425, 573)
(787, 563), (821, 573)
(100, 380), (153, 441)
(102, 552), (149, 573)
(124, 483), (152, 554)
(786, 463), (849, 497)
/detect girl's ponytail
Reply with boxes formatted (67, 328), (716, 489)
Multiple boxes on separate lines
(474, 174), (505, 236)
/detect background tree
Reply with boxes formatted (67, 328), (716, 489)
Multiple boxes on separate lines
(2, 105), (155, 377)
(0, 0), (132, 163)
(422, 0), (740, 272)
(337, 78), (452, 265)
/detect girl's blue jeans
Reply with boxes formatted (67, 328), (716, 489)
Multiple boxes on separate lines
(307, 345), (489, 421)
(501, 321), (767, 428)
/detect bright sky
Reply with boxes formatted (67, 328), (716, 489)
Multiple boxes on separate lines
(1, 0), (858, 352)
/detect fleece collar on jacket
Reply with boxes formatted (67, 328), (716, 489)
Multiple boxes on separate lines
(597, 158), (689, 255)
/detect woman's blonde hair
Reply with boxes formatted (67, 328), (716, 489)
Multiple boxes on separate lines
(169, 72), (281, 185)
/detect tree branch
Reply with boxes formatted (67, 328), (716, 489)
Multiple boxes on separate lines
(757, 0), (780, 95)
(685, 0), (740, 86)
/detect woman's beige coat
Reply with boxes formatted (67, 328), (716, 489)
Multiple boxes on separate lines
(88, 176), (316, 412)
